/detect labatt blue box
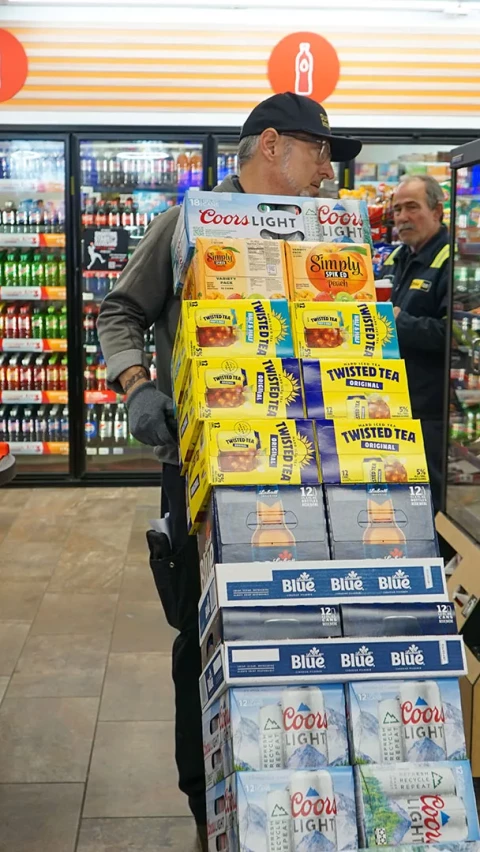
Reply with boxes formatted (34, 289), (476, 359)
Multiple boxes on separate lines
(325, 483), (439, 560)
(355, 761), (480, 846)
(172, 189), (372, 292)
(197, 484), (330, 591)
(202, 683), (348, 789)
(341, 602), (456, 638)
(199, 635), (467, 709)
(347, 678), (467, 766)
(206, 767), (358, 852)
(199, 560), (448, 633)
(200, 604), (342, 669)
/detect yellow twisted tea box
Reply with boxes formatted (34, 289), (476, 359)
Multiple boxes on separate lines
(183, 237), (289, 300)
(291, 301), (400, 360)
(186, 419), (320, 530)
(316, 418), (429, 484)
(285, 241), (376, 302)
(302, 358), (412, 419)
(172, 299), (294, 406)
(178, 357), (304, 472)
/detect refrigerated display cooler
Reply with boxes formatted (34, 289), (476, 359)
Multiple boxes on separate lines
(444, 138), (480, 543)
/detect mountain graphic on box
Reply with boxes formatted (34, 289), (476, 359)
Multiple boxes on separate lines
(296, 830), (335, 852)
(263, 717), (282, 731)
(287, 743), (328, 769)
(406, 736), (446, 762)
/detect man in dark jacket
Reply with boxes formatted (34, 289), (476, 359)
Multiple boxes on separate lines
(97, 92), (362, 851)
(381, 175), (449, 513)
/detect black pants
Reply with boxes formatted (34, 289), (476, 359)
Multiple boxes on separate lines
(421, 419), (445, 516)
(147, 463), (205, 826)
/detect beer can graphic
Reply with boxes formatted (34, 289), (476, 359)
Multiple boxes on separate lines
(346, 395), (368, 419)
(370, 765), (457, 797)
(267, 788), (294, 852)
(399, 680), (447, 762)
(260, 703), (285, 771)
(290, 770), (337, 851)
(281, 688), (329, 769)
(363, 456), (385, 483)
(393, 794), (468, 844)
(378, 698), (405, 764)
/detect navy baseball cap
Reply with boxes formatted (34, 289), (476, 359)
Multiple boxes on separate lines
(240, 92), (362, 162)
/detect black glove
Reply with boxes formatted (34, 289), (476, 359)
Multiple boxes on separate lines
(126, 381), (177, 448)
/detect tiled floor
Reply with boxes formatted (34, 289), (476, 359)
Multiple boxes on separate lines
(0, 486), (196, 852)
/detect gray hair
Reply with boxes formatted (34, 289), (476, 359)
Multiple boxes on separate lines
(399, 174), (445, 212)
(237, 135), (261, 168)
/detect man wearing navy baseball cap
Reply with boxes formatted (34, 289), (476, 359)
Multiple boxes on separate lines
(235, 92), (362, 197)
(97, 92), (362, 852)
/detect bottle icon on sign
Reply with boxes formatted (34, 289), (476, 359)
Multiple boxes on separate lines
(362, 485), (407, 560)
(295, 43), (314, 97)
(251, 498), (297, 562)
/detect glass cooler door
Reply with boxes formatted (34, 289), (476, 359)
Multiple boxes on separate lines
(446, 146), (480, 540)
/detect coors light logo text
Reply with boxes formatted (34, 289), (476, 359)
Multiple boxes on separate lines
(282, 572), (316, 594)
(317, 204), (364, 227)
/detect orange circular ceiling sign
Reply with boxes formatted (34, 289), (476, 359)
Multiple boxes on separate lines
(0, 29), (28, 103)
(268, 32), (340, 104)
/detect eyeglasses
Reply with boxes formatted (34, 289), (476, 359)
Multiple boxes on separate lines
(280, 132), (332, 165)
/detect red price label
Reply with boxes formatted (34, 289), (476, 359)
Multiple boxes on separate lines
(0, 30), (28, 103)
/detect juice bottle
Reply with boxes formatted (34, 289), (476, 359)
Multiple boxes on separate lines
(18, 305), (32, 339)
(6, 354), (20, 390)
(34, 405), (48, 441)
(20, 354), (34, 390)
(47, 354), (60, 391)
(34, 354), (47, 390)
(45, 306), (59, 339)
(84, 356), (96, 391)
(177, 151), (190, 184)
(17, 252), (31, 287)
(0, 353), (7, 389)
(32, 306), (45, 339)
(31, 253), (45, 288)
(95, 357), (107, 391)
(58, 306), (68, 339)
(59, 355), (68, 392)
(4, 251), (18, 287)
(45, 254), (58, 288)
(5, 305), (18, 338)
(0, 303), (6, 336)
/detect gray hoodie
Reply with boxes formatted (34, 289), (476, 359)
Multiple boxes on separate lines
(97, 175), (241, 406)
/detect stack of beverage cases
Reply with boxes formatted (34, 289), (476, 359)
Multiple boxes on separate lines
(170, 190), (479, 852)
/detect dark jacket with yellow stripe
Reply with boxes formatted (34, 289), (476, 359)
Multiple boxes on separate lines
(380, 225), (449, 420)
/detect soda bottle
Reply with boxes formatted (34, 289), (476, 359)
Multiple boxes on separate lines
(31, 253), (45, 288)
(99, 404), (113, 443)
(82, 197), (95, 228)
(58, 305), (68, 339)
(16, 205), (29, 233)
(95, 357), (107, 391)
(190, 150), (203, 188)
(34, 354), (47, 391)
(0, 353), (7, 389)
(108, 199), (121, 228)
(3, 201), (17, 232)
(18, 305), (32, 339)
(32, 306), (45, 339)
(83, 356), (96, 391)
(21, 406), (35, 442)
(85, 404), (98, 447)
(226, 154), (237, 175)
(121, 198), (135, 228)
(6, 354), (20, 391)
(58, 253), (66, 288)
(45, 254), (58, 288)
(114, 402), (128, 446)
(0, 303), (5, 336)
(47, 354), (60, 391)
(18, 252), (32, 287)
(4, 251), (18, 287)
(35, 405), (48, 442)
(95, 201), (108, 227)
(177, 151), (190, 185)
(45, 306), (59, 339)
(48, 404), (61, 441)
(149, 357), (157, 382)
(80, 156), (93, 187)
(217, 154), (227, 183)
(60, 405), (69, 442)
(0, 405), (7, 441)
(7, 405), (21, 442)
(59, 355), (68, 392)
(162, 155), (176, 185)
(83, 306), (97, 345)
(5, 305), (18, 338)
(20, 354), (34, 391)
(295, 42), (314, 96)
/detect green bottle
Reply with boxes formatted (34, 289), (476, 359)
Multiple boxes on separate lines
(58, 252), (66, 288)
(4, 251), (18, 287)
(32, 306), (45, 339)
(46, 305), (59, 339)
(31, 253), (45, 288)
(45, 254), (57, 288)
(58, 305), (68, 339)
(18, 252), (31, 288)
